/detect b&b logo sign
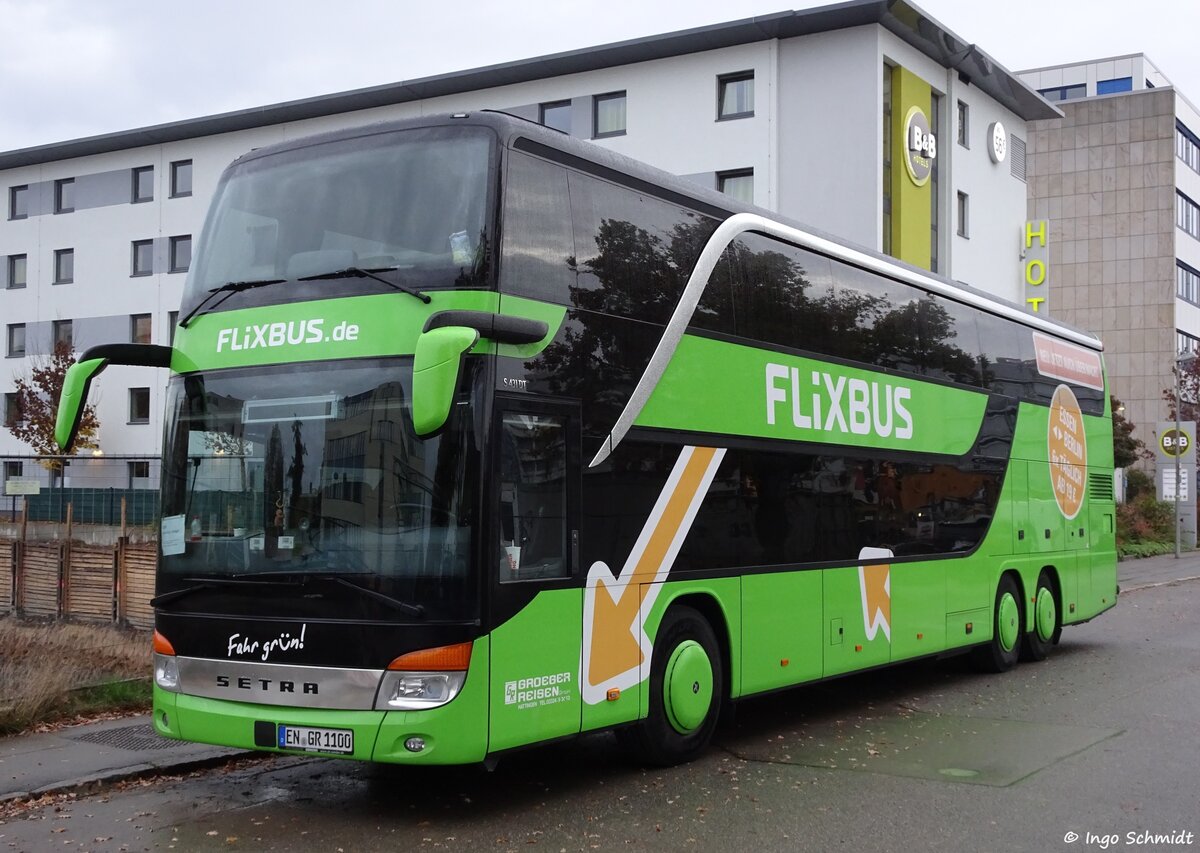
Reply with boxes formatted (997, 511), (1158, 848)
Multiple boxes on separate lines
(1161, 428), (1192, 458)
(903, 106), (937, 186)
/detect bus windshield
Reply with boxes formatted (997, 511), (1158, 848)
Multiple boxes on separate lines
(183, 125), (494, 315)
(158, 359), (481, 621)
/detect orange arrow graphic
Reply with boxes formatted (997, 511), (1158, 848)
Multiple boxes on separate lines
(586, 446), (722, 688)
(858, 547), (892, 642)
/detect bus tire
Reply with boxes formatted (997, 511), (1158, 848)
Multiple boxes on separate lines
(971, 574), (1023, 673)
(1020, 571), (1059, 662)
(626, 605), (723, 767)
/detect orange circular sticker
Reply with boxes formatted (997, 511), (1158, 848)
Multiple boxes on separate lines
(1048, 384), (1087, 519)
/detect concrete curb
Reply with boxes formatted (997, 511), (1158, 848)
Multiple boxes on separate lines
(0, 749), (257, 807)
(1121, 574), (1200, 592)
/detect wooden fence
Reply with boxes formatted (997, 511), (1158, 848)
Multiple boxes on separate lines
(0, 501), (157, 628)
(0, 537), (157, 628)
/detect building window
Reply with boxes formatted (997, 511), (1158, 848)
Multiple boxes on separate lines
(169, 235), (191, 273)
(128, 460), (150, 486)
(717, 169), (754, 205)
(1179, 330), (1200, 356)
(3, 394), (19, 428)
(1038, 84), (1087, 102)
(539, 100), (572, 134)
(1097, 77), (1133, 95)
(130, 313), (152, 344)
(956, 100), (969, 148)
(1179, 262), (1200, 305)
(956, 192), (969, 238)
(1177, 122), (1200, 175)
(593, 92), (627, 138)
(168, 310), (179, 345)
(882, 65), (892, 258)
(8, 185), (28, 220)
(7, 324), (25, 357)
(54, 178), (75, 214)
(132, 239), (154, 276)
(1178, 191), (1200, 241)
(6, 254), (26, 290)
(170, 160), (192, 197)
(718, 72), (754, 120)
(930, 94), (940, 274)
(52, 319), (73, 350)
(129, 387), (151, 423)
(54, 248), (74, 284)
(132, 166), (154, 203)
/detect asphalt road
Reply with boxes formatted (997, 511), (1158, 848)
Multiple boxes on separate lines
(2, 577), (1197, 853)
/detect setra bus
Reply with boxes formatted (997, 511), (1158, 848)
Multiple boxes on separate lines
(55, 111), (1116, 766)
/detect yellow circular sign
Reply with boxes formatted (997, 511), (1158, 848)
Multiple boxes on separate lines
(1048, 384), (1087, 519)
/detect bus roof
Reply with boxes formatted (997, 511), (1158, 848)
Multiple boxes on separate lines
(233, 111), (1102, 353)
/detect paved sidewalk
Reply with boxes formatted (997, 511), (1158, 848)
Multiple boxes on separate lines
(1118, 549), (1200, 590)
(0, 552), (1194, 807)
(0, 713), (250, 804)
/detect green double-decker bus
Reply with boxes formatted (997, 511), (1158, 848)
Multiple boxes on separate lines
(56, 112), (1116, 766)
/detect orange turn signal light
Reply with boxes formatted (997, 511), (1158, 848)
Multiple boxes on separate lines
(387, 641), (473, 672)
(153, 630), (176, 656)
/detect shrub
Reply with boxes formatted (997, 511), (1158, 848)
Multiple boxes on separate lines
(1124, 468), (1154, 501)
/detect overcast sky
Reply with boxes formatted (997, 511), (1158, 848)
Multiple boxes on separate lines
(2, 0), (1198, 153)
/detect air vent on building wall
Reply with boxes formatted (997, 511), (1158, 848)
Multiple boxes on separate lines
(1010, 135), (1027, 182)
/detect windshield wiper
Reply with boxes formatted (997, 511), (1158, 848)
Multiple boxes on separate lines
(234, 571), (426, 618)
(150, 576), (287, 609)
(178, 278), (288, 328)
(153, 572), (426, 618)
(297, 266), (431, 304)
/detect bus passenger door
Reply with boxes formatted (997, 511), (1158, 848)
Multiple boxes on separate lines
(487, 399), (583, 754)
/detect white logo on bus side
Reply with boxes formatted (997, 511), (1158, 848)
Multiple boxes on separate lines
(765, 364), (913, 439)
(216, 320), (360, 352)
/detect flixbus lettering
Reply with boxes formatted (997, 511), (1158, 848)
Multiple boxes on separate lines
(214, 319), (359, 353)
(765, 363), (913, 439)
(216, 320), (325, 352)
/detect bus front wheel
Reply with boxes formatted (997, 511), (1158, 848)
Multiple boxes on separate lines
(972, 574), (1023, 673)
(623, 605), (723, 767)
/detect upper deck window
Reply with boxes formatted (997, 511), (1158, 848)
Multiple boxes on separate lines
(184, 126), (495, 316)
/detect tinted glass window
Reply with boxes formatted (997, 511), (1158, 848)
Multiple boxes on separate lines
(976, 310), (1036, 398)
(830, 260), (907, 368)
(568, 171), (716, 324)
(729, 233), (836, 356)
(586, 441), (1003, 573)
(500, 152), (575, 302)
(185, 126), (494, 313)
(498, 413), (568, 582)
(918, 294), (983, 386)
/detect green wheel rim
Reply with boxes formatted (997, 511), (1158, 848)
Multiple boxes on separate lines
(663, 639), (714, 734)
(998, 591), (1020, 653)
(1035, 586), (1057, 642)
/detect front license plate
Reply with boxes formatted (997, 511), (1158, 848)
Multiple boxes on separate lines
(277, 724), (354, 755)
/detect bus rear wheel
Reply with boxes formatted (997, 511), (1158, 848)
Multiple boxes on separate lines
(971, 574), (1023, 673)
(623, 605), (723, 767)
(1020, 571), (1059, 662)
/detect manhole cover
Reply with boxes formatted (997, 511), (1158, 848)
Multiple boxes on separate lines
(72, 723), (188, 751)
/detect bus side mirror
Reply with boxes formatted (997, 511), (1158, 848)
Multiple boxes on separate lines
(411, 326), (480, 437)
(55, 344), (173, 451)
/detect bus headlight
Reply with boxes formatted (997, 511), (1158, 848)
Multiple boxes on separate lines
(153, 630), (180, 692)
(375, 641), (472, 711)
(376, 671), (466, 709)
(154, 653), (180, 691)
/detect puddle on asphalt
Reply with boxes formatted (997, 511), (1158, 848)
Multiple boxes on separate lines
(726, 711), (1121, 786)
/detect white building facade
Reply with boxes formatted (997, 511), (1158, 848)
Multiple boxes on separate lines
(1, 0), (1055, 487)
